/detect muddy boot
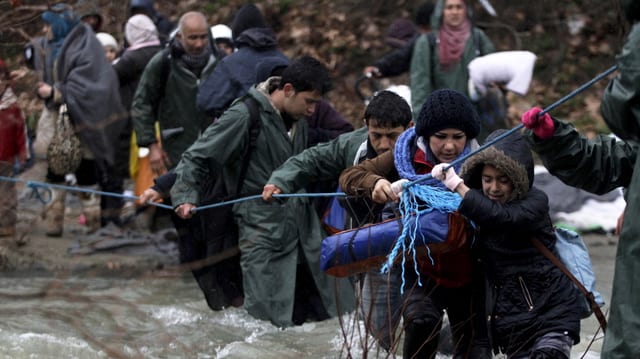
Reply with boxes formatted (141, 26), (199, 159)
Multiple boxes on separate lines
(79, 192), (101, 233)
(44, 189), (66, 237)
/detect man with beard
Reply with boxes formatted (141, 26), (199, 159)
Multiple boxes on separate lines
(132, 11), (217, 176)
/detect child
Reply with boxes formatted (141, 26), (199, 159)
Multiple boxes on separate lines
(432, 129), (581, 358)
(339, 89), (489, 358)
(0, 59), (28, 243)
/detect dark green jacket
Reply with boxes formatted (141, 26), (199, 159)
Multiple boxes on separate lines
(268, 126), (368, 193)
(131, 51), (216, 168)
(525, 119), (639, 358)
(171, 84), (353, 327)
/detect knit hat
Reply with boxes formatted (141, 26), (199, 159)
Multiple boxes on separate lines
(231, 4), (267, 41)
(385, 18), (417, 48)
(255, 56), (290, 83)
(415, 88), (480, 139)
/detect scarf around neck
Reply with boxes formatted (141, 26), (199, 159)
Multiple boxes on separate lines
(394, 127), (471, 188)
(438, 18), (471, 70)
(173, 40), (212, 76)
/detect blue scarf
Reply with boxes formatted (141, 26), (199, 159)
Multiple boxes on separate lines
(384, 126), (471, 292)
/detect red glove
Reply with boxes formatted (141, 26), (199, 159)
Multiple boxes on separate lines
(522, 107), (555, 139)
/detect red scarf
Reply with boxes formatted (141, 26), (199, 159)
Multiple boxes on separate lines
(438, 18), (471, 70)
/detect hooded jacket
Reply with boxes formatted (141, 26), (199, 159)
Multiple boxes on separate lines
(409, 0), (495, 118)
(523, 4), (640, 358)
(196, 5), (288, 118)
(172, 82), (354, 327)
(458, 130), (581, 355)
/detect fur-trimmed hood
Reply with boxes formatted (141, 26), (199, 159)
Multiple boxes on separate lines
(460, 129), (534, 202)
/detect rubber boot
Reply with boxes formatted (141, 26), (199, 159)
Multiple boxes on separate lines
(79, 192), (101, 233)
(44, 189), (66, 237)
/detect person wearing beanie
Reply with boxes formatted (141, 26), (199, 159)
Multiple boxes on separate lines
(431, 129), (582, 357)
(339, 88), (491, 359)
(196, 3), (288, 118)
(96, 32), (119, 62)
(0, 58), (28, 243)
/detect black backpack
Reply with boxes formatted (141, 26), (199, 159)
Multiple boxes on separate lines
(171, 96), (261, 310)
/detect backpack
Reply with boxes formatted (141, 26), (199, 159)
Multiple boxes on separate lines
(553, 228), (605, 317)
(532, 227), (607, 331)
(172, 96), (261, 310)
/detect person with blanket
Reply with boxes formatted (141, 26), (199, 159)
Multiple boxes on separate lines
(339, 89), (489, 358)
(431, 129), (582, 358)
(35, 3), (126, 235)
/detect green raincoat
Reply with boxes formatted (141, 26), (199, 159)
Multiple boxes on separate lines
(171, 83), (354, 327)
(409, 0), (495, 118)
(526, 5), (640, 354)
(267, 126), (368, 193)
(131, 50), (216, 168)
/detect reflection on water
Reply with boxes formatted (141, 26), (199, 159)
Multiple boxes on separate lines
(0, 275), (381, 359)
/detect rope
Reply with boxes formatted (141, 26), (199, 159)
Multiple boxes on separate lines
(1, 64), (617, 218)
(388, 64), (618, 292)
(406, 64), (619, 189)
(0, 175), (346, 212)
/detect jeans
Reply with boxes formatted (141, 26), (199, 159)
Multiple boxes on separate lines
(359, 268), (402, 350)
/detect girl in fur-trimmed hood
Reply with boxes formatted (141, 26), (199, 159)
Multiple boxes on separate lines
(432, 129), (582, 358)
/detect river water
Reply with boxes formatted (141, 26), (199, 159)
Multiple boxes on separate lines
(0, 274), (402, 359)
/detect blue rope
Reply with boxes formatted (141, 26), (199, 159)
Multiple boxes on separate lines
(390, 64), (617, 292)
(0, 65), (617, 218)
(381, 185), (461, 292)
(192, 192), (347, 213)
(0, 175), (345, 212)
(405, 64), (618, 189)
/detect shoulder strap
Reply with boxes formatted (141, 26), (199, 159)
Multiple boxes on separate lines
(531, 237), (607, 332)
(427, 32), (437, 92)
(158, 47), (172, 99)
(234, 96), (262, 195)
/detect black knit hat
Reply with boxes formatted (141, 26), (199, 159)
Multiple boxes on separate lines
(415, 88), (480, 139)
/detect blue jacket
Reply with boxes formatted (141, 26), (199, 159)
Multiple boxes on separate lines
(196, 28), (288, 117)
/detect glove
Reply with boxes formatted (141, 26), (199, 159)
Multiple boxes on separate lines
(390, 179), (409, 196)
(521, 107), (555, 139)
(431, 163), (463, 191)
